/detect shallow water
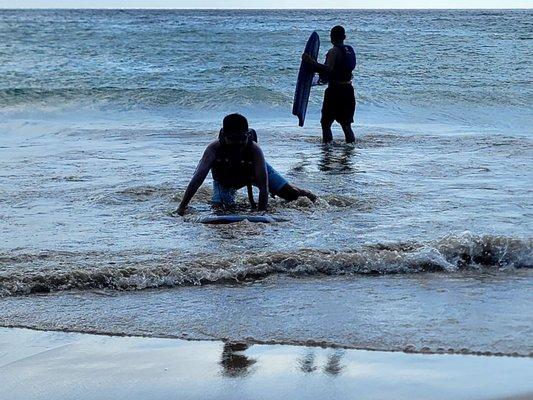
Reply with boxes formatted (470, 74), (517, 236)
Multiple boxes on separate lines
(1, 272), (532, 356)
(0, 10), (532, 352)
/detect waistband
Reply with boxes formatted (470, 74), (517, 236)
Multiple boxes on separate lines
(328, 80), (353, 86)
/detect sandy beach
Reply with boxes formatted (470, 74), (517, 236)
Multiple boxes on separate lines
(1, 327), (532, 400)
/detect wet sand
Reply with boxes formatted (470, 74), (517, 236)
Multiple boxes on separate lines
(1, 327), (532, 400)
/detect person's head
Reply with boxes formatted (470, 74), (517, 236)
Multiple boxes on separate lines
(220, 113), (250, 147)
(330, 25), (346, 45)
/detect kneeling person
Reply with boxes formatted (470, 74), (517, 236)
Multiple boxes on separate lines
(177, 114), (316, 216)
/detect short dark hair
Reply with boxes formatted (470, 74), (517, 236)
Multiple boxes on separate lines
(330, 25), (346, 42)
(223, 113), (248, 135)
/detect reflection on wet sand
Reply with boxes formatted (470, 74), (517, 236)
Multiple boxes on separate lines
(298, 349), (346, 376)
(323, 350), (346, 376)
(299, 351), (318, 373)
(221, 344), (345, 379)
(318, 145), (356, 174)
(220, 342), (257, 377)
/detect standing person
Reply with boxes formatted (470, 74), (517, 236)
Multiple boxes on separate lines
(176, 114), (316, 216)
(302, 25), (356, 144)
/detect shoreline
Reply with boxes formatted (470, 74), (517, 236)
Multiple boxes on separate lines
(2, 327), (532, 400)
(1, 323), (530, 358)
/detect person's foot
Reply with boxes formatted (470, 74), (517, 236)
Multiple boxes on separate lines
(341, 123), (355, 143)
(212, 203), (235, 214)
(344, 131), (356, 143)
(298, 188), (317, 202)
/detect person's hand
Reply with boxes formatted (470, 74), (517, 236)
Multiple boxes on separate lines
(301, 53), (314, 64)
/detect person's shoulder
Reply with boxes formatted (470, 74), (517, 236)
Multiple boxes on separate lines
(249, 141), (264, 156)
(327, 46), (343, 61)
(202, 140), (221, 159)
(326, 47), (334, 56)
(206, 140), (221, 151)
(249, 141), (262, 150)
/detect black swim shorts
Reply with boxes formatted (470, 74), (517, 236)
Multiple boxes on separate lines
(321, 84), (356, 125)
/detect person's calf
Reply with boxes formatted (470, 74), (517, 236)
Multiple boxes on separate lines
(276, 184), (299, 201)
(341, 123), (355, 143)
(321, 121), (334, 143)
(276, 184), (317, 203)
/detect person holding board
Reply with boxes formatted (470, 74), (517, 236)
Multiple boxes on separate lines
(302, 25), (356, 144)
(176, 113), (316, 216)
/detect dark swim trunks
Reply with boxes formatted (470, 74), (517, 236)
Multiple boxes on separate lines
(321, 84), (356, 125)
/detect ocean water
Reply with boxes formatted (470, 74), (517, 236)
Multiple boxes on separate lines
(0, 9), (532, 355)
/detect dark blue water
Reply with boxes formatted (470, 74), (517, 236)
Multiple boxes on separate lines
(1, 10), (531, 125)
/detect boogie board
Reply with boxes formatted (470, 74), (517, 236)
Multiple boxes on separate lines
(195, 215), (278, 224)
(292, 31), (320, 127)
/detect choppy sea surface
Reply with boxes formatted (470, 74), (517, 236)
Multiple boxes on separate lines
(0, 9), (531, 355)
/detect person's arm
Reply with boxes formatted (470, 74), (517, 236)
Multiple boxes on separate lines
(302, 48), (337, 75)
(251, 144), (269, 211)
(176, 143), (217, 216)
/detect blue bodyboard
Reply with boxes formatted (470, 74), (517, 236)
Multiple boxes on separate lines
(292, 32), (320, 127)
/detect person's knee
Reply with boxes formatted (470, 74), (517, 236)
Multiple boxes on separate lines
(321, 119), (333, 129)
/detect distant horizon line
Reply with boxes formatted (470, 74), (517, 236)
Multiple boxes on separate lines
(0, 7), (530, 10)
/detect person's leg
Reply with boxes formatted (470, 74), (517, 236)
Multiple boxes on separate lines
(275, 184), (299, 201)
(212, 181), (236, 211)
(321, 119), (334, 143)
(339, 85), (356, 143)
(340, 123), (355, 143)
(321, 87), (335, 143)
(276, 184), (317, 202)
(262, 163), (317, 203)
(265, 163), (289, 195)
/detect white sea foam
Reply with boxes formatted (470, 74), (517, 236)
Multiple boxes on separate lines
(1, 234), (530, 296)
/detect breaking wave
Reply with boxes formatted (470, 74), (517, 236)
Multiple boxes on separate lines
(0, 234), (530, 297)
(0, 86), (292, 111)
